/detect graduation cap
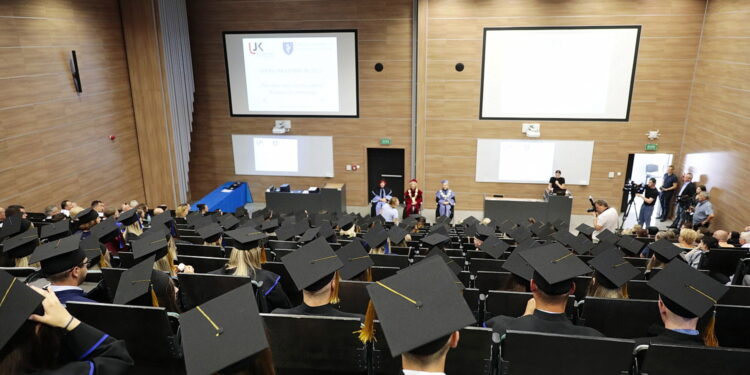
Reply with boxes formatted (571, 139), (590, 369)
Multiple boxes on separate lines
(528, 221), (545, 236)
(318, 225), (337, 242)
(274, 224), (298, 241)
(216, 214), (240, 231)
(113, 255), (158, 305)
(520, 243), (591, 295)
(498, 220), (516, 233)
(462, 216), (480, 227)
(364, 229), (388, 249)
(30, 235), (84, 276)
(298, 227), (321, 244)
(293, 220), (310, 236)
(552, 219), (568, 231)
(576, 223), (595, 237)
(429, 223), (450, 236)
(337, 214), (356, 230)
(235, 206), (249, 218)
(131, 229), (170, 261)
(502, 249), (535, 281)
(478, 236), (509, 259)
(187, 214), (214, 230)
(180, 283), (269, 375)
(91, 218), (120, 243)
(2, 226), (39, 259)
(649, 238), (683, 263)
(463, 224), (477, 238)
(259, 219), (279, 232)
(404, 256), (465, 292)
(196, 223), (224, 243)
(0, 270), (45, 350)
(596, 229), (619, 244)
(335, 240), (374, 280)
(118, 208), (140, 226)
(387, 226), (408, 245)
(588, 248), (641, 289)
(312, 212), (332, 227)
(39, 219), (71, 241)
(426, 247), (463, 275)
(281, 237), (343, 291)
(436, 215), (451, 225)
(73, 208), (99, 227)
(0, 215), (25, 240)
(225, 228), (267, 251)
(509, 226), (531, 243)
(370, 219), (385, 233)
(360, 256), (475, 356)
(150, 211), (174, 230)
(569, 235), (596, 255)
(474, 224), (495, 241)
(648, 260), (729, 318)
(551, 230), (577, 246)
(537, 223), (557, 239)
(589, 241), (618, 257)
(251, 208), (267, 219)
(357, 216), (373, 228)
(617, 236), (646, 256)
(420, 233), (450, 249)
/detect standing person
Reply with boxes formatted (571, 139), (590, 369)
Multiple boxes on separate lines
(692, 192), (715, 230)
(379, 197), (400, 224)
(435, 180), (456, 220)
(547, 170), (566, 194)
(370, 180), (392, 217)
(658, 165), (679, 221)
(636, 178), (659, 227)
(403, 179), (423, 218)
(670, 173), (695, 229)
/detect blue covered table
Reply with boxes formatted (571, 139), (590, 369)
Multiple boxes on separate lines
(191, 182), (253, 213)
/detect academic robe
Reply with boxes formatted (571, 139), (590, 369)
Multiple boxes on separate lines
(209, 266), (291, 311)
(54, 289), (96, 306)
(635, 325), (704, 347)
(435, 189), (456, 219)
(272, 302), (363, 319)
(403, 188), (423, 218)
(484, 310), (604, 337)
(371, 188), (393, 217)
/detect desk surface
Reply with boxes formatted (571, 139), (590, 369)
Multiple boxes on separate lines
(485, 197), (546, 203)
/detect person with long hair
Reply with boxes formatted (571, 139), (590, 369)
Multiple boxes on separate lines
(403, 179), (422, 218)
(175, 203), (191, 219)
(587, 249), (640, 299)
(118, 208), (143, 243)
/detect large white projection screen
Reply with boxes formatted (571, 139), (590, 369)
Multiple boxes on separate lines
(224, 30), (358, 117)
(475, 139), (594, 185)
(481, 26), (640, 121)
(232, 135), (334, 177)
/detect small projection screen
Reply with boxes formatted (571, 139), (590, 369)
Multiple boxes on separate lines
(224, 30), (358, 117)
(232, 135), (334, 177)
(480, 26), (641, 121)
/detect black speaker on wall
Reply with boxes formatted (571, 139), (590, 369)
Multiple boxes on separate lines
(70, 50), (82, 93)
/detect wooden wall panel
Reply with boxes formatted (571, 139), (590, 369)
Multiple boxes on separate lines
(0, 0), (145, 212)
(186, 0), (414, 205)
(681, 0), (750, 231)
(420, 0), (707, 213)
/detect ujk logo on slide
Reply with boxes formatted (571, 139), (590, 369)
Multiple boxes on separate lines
(248, 42), (263, 55)
(283, 41), (293, 55)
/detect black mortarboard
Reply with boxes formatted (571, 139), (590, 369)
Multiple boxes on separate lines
(132, 229), (170, 261)
(335, 240), (374, 280)
(0, 271), (45, 350)
(260, 219), (279, 232)
(462, 216), (480, 227)
(498, 220), (516, 233)
(405, 256), (465, 292)
(150, 211), (174, 230)
(113, 255), (156, 305)
(188, 214), (214, 230)
(528, 221), (545, 236)
(595, 229), (619, 245)
(426, 247), (462, 275)
(576, 223), (595, 237)
(196, 223), (224, 243)
(464, 224), (477, 238)
(521, 243), (591, 294)
(337, 214), (356, 230)
(365, 257), (475, 357)
(502, 249), (535, 281)
(235, 206), (249, 218)
(509, 226), (531, 243)
(180, 283), (269, 375)
(429, 223), (450, 236)
(118, 208), (140, 226)
(74, 208), (99, 227)
(40, 219), (71, 241)
(357, 216), (373, 228)
(617, 236), (646, 256)
(436, 215), (451, 224)
(588, 248), (641, 289)
(79, 235), (105, 267)
(251, 208), (266, 218)
(217, 214), (240, 231)
(30, 235), (84, 275)
(478, 236), (509, 259)
(370, 219), (385, 233)
(2, 227), (39, 259)
(298, 227), (321, 244)
(281, 237), (343, 291)
(0, 215), (24, 240)
(474, 224), (495, 241)
(274, 224), (297, 241)
(225, 228), (267, 251)
(648, 260), (729, 318)
(650, 238), (683, 263)
(420, 233), (450, 248)
(91, 218), (120, 243)
(387, 226), (408, 245)
(537, 223), (557, 239)
(551, 230), (577, 246)
(364, 229), (388, 249)
(293, 220), (310, 236)
(569, 235), (596, 255)
(589, 241), (617, 257)
(318, 224), (336, 242)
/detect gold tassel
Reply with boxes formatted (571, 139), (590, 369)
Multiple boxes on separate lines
(702, 308), (719, 347)
(365, 267), (373, 282)
(260, 247), (267, 264)
(151, 286), (160, 308)
(329, 271), (341, 304)
(621, 283), (629, 299)
(355, 300), (377, 343)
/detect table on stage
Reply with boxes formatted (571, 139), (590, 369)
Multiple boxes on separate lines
(483, 194), (572, 230)
(191, 181), (253, 213)
(265, 183), (346, 214)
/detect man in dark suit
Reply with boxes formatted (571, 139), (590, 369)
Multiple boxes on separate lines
(669, 172), (696, 229)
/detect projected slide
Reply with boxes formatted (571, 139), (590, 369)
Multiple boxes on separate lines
(498, 141), (555, 183)
(243, 37), (339, 112)
(224, 31), (358, 117)
(481, 26), (640, 121)
(253, 137), (298, 172)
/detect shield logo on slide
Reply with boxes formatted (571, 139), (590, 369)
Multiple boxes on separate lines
(283, 42), (293, 55)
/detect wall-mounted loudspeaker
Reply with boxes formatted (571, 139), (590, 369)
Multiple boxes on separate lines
(374, 63), (384, 72)
(70, 50), (82, 93)
(455, 63), (464, 72)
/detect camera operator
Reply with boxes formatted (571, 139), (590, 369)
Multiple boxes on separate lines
(669, 173), (695, 229)
(657, 165), (679, 222)
(636, 178), (659, 227)
(591, 199), (618, 241)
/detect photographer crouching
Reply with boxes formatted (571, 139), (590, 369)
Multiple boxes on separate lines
(591, 199), (618, 241)
(635, 178), (659, 227)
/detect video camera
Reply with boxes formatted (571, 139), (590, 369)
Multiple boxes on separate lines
(623, 181), (645, 196)
(587, 196), (597, 213)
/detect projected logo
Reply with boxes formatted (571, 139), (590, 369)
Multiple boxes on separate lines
(283, 41), (293, 55)
(248, 42), (264, 55)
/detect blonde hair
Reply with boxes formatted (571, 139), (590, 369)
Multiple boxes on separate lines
(15, 256), (30, 267)
(124, 222), (143, 240)
(339, 225), (359, 238)
(226, 247), (263, 278)
(679, 229), (698, 247)
(69, 206), (85, 218)
(175, 204), (190, 218)
(646, 256), (665, 272)
(587, 277), (628, 299)
(154, 237), (178, 276)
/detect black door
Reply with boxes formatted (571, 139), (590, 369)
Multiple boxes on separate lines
(366, 148), (405, 206)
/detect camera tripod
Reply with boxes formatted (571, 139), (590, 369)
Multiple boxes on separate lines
(618, 192), (639, 231)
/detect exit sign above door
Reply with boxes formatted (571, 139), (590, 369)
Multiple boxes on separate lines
(380, 138), (391, 145)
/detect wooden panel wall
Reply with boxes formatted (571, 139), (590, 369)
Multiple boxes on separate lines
(681, 0), (750, 231)
(186, 0), (414, 206)
(0, 0), (145, 211)
(418, 0), (707, 213)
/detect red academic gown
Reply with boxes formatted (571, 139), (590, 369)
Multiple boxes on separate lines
(403, 188), (423, 218)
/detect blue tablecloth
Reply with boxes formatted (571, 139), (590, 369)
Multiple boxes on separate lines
(191, 182), (253, 213)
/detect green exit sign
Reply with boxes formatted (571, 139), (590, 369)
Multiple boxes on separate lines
(645, 143), (658, 151)
(380, 138), (391, 146)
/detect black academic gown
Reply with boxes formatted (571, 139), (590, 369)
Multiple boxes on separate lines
(273, 302), (362, 319)
(485, 310), (604, 337)
(29, 322), (133, 374)
(635, 326), (704, 347)
(209, 267), (292, 311)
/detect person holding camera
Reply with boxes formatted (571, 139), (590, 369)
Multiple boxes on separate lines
(669, 173), (696, 229)
(636, 178), (659, 227)
(592, 199), (618, 241)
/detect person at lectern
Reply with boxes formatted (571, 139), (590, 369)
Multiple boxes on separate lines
(370, 179), (392, 217)
(547, 170), (566, 194)
(403, 179), (423, 218)
(435, 180), (456, 220)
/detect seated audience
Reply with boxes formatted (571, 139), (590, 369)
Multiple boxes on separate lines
(60, 200), (74, 217)
(712, 230), (733, 248)
(740, 231), (750, 249)
(44, 205), (60, 220)
(31, 235), (97, 305)
(175, 203), (191, 218)
(587, 248), (639, 299)
(684, 236), (718, 269)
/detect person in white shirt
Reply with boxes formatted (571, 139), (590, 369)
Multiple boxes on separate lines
(380, 197), (401, 224)
(592, 199), (618, 241)
(60, 199), (74, 217)
(740, 232), (750, 249)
